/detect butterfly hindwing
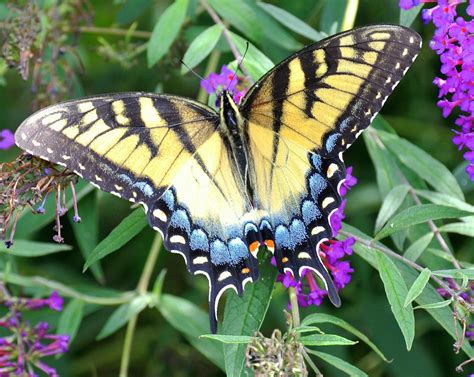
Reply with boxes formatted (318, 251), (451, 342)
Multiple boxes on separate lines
(240, 25), (421, 297)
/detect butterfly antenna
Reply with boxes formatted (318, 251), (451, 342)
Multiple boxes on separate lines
(226, 42), (250, 93)
(180, 59), (208, 83)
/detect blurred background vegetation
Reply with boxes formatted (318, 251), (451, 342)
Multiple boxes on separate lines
(0, 0), (473, 376)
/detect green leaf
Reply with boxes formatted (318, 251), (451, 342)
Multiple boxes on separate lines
(301, 334), (357, 346)
(228, 32), (274, 80)
(117, 0), (152, 25)
(97, 295), (150, 340)
(414, 298), (453, 310)
(151, 269), (167, 304)
(222, 260), (276, 377)
(374, 185), (410, 232)
(375, 204), (473, 240)
(345, 223), (473, 358)
(57, 299), (84, 342)
(432, 268), (474, 279)
(399, 3), (423, 27)
(377, 130), (464, 200)
(415, 189), (474, 212)
(83, 208), (148, 271)
(439, 221), (474, 237)
(306, 350), (368, 377)
(258, 2), (325, 41)
(181, 24), (222, 74)
(200, 334), (252, 344)
(147, 0), (189, 67)
(404, 268), (431, 308)
(376, 252), (415, 350)
(159, 294), (225, 371)
(403, 232), (434, 262)
(320, 0), (346, 33)
(301, 313), (389, 362)
(0, 240), (71, 257)
(70, 192), (104, 283)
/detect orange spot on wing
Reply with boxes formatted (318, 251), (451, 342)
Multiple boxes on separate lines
(282, 257), (289, 263)
(249, 241), (260, 253)
(264, 240), (275, 250)
(241, 267), (250, 274)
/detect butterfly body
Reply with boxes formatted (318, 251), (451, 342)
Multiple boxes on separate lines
(14, 25), (422, 333)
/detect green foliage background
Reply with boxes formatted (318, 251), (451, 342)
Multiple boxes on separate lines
(0, 0), (473, 376)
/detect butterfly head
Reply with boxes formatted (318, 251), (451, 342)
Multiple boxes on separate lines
(220, 90), (241, 130)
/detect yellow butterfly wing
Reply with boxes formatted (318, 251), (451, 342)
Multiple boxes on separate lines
(240, 25), (422, 301)
(15, 93), (257, 332)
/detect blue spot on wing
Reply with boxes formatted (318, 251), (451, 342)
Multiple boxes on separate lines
(170, 209), (191, 233)
(190, 229), (209, 251)
(210, 239), (229, 265)
(302, 200), (322, 225)
(228, 238), (248, 262)
(133, 181), (154, 197)
(275, 225), (291, 249)
(310, 154), (322, 171)
(309, 173), (327, 200)
(289, 219), (306, 247)
(161, 190), (175, 210)
(325, 133), (341, 153)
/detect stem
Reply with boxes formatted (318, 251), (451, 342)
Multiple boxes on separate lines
(341, 0), (359, 31)
(0, 273), (135, 305)
(200, 0), (252, 81)
(289, 286), (301, 328)
(339, 230), (472, 312)
(79, 26), (151, 39)
(197, 49), (221, 103)
(119, 234), (162, 377)
(303, 350), (323, 377)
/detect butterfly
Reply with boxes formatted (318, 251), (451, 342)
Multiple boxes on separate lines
(14, 25), (421, 333)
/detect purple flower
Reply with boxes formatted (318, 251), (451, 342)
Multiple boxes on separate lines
(399, 0), (421, 10)
(200, 65), (248, 106)
(339, 166), (358, 196)
(0, 129), (14, 150)
(0, 289), (69, 376)
(404, 0), (474, 181)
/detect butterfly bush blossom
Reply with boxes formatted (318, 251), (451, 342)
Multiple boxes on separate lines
(0, 289), (69, 376)
(200, 65), (248, 105)
(400, 0), (474, 180)
(275, 167), (357, 308)
(0, 129), (15, 150)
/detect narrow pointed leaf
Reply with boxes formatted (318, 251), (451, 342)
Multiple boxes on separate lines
(404, 268), (431, 307)
(400, 3), (424, 27)
(375, 185), (410, 232)
(147, 0), (189, 67)
(414, 298), (453, 310)
(415, 190), (474, 212)
(201, 335), (252, 344)
(97, 295), (149, 340)
(1, 240), (71, 256)
(258, 2), (325, 41)
(301, 334), (357, 346)
(377, 130), (464, 200)
(83, 208), (147, 271)
(439, 221), (474, 237)
(306, 350), (368, 377)
(403, 232), (434, 262)
(375, 204), (473, 240)
(301, 313), (389, 362)
(181, 24), (222, 73)
(222, 260), (276, 377)
(57, 299), (84, 342)
(432, 268), (474, 279)
(159, 294), (225, 371)
(376, 252), (415, 350)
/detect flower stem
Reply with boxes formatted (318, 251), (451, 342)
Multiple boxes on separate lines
(119, 234), (162, 377)
(341, 0), (359, 31)
(200, 0), (252, 81)
(79, 26), (151, 39)
(289, 286), (301, 329)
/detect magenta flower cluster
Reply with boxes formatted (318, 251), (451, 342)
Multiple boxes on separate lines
(200, 65), (248, 106)
(275, 167), (357, 309)
(0, 290), (69, 376)
(400, 0), (474, 180)
(0, 129), (15, 150)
